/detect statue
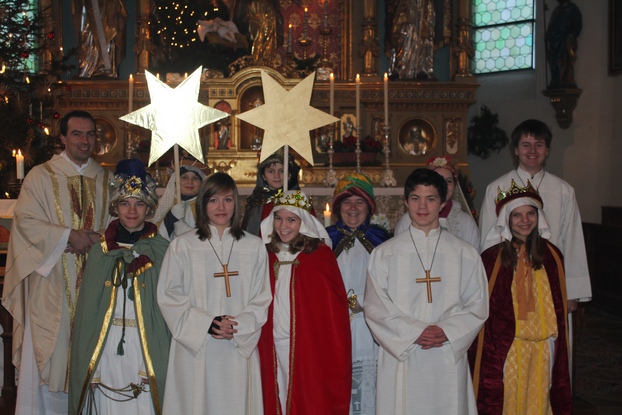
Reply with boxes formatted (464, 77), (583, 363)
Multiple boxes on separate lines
(216, 119), (231, 150)
(546, 0), (582, 88)
(230, 0), (283, 64)
(73, 0), (128, 78)
(342, 117), (355, 139)
(385, 0), (436, 80)
(403, 125), (429, 156)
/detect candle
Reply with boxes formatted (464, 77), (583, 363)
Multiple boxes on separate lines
(323, 203), (331, 227)
(329, 73), (334, 116)
(323, 0), (329, 29)
(355, 74), (360, 131)
(15, 149), (24, 180)
(304, 7), (308, 40)
(129, 74), (134, 112)
(384, 72), (389, 126)
(288, 23), (293, 53)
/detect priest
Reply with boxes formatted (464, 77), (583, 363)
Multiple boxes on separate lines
(364, 168), (488, 414)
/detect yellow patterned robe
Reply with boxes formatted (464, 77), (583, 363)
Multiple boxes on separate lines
(2, 154), (109, 392)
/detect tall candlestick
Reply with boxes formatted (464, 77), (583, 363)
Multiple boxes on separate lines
(355, 74), (361, 130)
(329, 73), (334, 116)
(384, 72), (389, 126)
(128, 74), (134, 112)
(15, 149), (24, 180)
(303, 7), (308, 40)
(288, 23), (293, 53)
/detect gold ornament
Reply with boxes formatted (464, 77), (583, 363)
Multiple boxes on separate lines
(120, 67), (229, 166)
(236, 70), (339, 166)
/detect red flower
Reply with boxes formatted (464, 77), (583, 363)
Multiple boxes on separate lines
(47, 31), (55, 40)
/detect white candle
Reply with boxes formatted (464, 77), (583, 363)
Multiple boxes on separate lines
(329, 73), (334, 116)
(128, 74), (134, 112)
(15, 149), (24, 180)
(304, 7), (308, 40)
(288, 23), (293, 53)
(384, 72), (389, 126)
(324, 203), (331, 227)
(355, 74), (361, 131)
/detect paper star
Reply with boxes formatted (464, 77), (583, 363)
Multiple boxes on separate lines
(236, 70), (338, 166)
(120, 66), (229, 166)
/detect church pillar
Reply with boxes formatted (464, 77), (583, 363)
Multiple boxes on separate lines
(455, 1), (474, 79)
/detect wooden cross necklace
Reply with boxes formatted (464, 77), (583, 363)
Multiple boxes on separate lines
(409, 227), (442, 303)
(208, 238), (238, 297)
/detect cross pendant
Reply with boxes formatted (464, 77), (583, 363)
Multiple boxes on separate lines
(214, 264), (239, 297)
(416, 269), (441, 303)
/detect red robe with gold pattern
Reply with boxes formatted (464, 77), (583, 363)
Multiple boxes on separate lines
(258, 244), (352, 415)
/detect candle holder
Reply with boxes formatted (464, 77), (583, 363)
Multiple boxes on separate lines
(381, 125), (396, 187)
(297, 37), (312, 61)
(324, 124), (338, 187)
(319, 24), (332, 69)
(355, 126), (363, 173)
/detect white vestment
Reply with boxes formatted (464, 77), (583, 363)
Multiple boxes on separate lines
(479, 167), (592, 301)
(92, 285), (154, 414)
(364, 226), (488, 415)
(157, 226), (270, 414)
(395, 202), (480, 249)
(2, 154), (109, 415)
(336, 239), (377, 415)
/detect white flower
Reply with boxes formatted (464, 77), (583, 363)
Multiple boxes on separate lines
(371, 213), (391, 233)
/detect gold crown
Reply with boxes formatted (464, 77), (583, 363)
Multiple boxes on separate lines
(273, 189), (313, 212)
(495, 179), (542, 215)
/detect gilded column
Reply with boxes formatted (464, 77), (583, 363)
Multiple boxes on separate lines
(455, 1), (474, 78)
(135, 0), (153, 74)
(360, 0), (379, 76)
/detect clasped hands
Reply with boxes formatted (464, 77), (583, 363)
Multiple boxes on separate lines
(209, 315), (238, 340)
(415, 325), (447, 350)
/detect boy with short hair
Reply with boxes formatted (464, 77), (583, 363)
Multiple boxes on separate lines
(364, 168), (488, 414)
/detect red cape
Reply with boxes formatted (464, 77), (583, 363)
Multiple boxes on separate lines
(469, 241), (571, 415)
(258, 244), (352, 415)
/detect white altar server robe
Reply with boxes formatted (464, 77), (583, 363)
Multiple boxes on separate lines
(364, 226), (488, 415)
(157, 226), (271, 415)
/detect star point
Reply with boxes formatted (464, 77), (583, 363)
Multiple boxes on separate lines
(120, 66), (229, 166)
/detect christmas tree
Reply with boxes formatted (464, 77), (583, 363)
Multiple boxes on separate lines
(0, 0), (67, 196)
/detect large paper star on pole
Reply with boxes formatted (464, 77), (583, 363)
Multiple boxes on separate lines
(236, 70), (338, 166)
(120, 66), (229, 166)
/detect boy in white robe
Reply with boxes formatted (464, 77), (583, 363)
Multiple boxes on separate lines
(364, 168), (488, 415)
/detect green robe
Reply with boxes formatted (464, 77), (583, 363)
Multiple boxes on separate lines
(68, 220), (170, 415)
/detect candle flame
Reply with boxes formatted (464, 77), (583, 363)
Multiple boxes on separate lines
(5, 192), (9, 199)
(325, 203), (330, 213)
(18, 149), (22, 156)
(304, 7), (308, 12)
(12, 150), (16, 157)
(330, 73), (334, 80)
(356, 74), (360, 81)
(129, 74), (133, 80)
(289, 23), (292, 28)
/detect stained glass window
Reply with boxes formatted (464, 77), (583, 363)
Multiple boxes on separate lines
(473, 0), (535, 74)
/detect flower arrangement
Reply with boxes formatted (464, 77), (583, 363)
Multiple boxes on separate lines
(333, 135), (382, 153)
(371, 213), (392, 235)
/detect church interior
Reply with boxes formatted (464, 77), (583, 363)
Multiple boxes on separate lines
(0, 0), (621, 413)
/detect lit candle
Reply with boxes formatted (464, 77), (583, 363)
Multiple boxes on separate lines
(324, 203), (331, 227)
(355, 74), (360, 131)
(129, 74), (134, 112)
(288, 23), (293, 53)
(329, 73), (334, 116)
(384, 72), (389, 126)
(15, 149), (24, 180)
(304, 7), (308, 40)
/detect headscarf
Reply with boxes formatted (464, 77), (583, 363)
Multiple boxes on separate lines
(260, 190), (331, 248)
(331, 173), (376, 214)
(152, 158), (209, 224)
(328, 173), (388, 256)
(482, 179), (551, 251)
